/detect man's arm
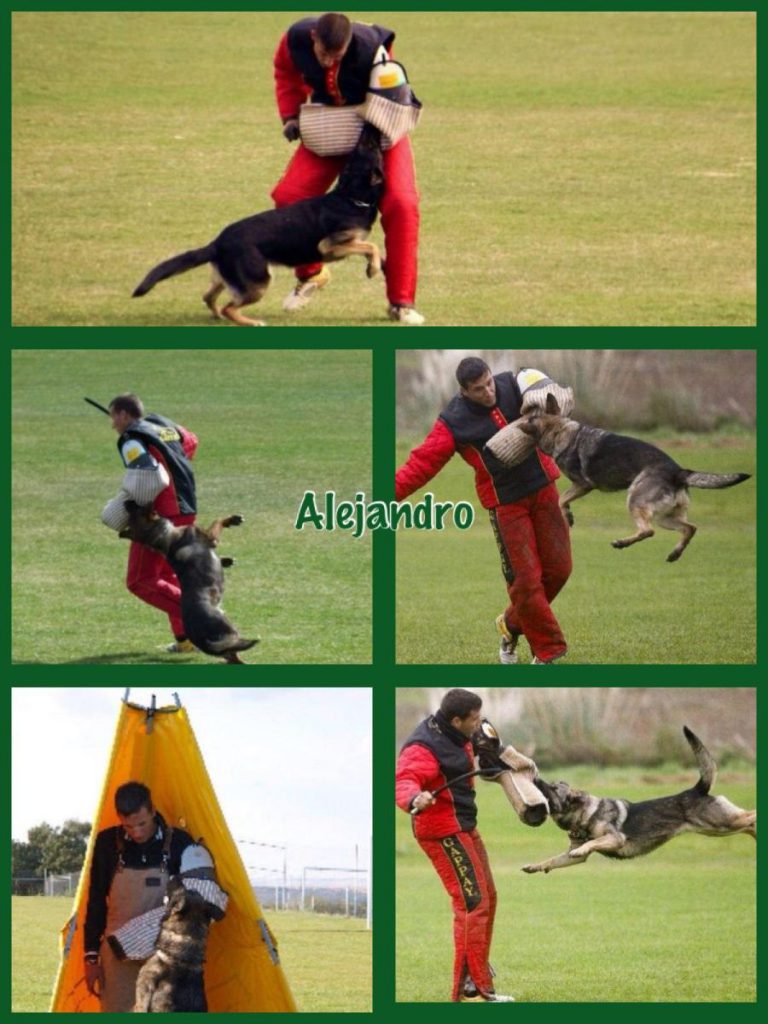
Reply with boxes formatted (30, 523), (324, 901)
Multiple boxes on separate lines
(83, 830), (112, 957)
(395, 743), (441, 813)
(395, 419), (456, 501)
(177, 425), (198, 460)
(274, 33), (312, 123)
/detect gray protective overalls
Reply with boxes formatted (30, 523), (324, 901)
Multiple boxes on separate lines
(100, 828), (172, 1013)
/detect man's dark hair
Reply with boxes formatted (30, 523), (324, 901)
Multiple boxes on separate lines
(109, 393), (144, 419)
(315, 12), (352, 51)
(115, 781), (153, 817)
(456, 357), (491, 389)
(440, 688), (482, 722)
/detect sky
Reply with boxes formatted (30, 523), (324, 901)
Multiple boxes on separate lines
(11, 687), (371, 881)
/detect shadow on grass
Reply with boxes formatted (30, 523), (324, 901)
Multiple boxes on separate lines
(13, 652), (200, 665)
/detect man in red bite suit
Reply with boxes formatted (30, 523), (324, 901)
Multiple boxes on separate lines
(396, 356), (572, 664)
(272, 11), (423, 325)
(108, 394), (198, 653)
(396, 689), (514, 1003)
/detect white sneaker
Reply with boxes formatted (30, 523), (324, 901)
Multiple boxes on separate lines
(387, 304), (425, 325)
(283, 267), (331, 311)
(495, 614), (519, 664)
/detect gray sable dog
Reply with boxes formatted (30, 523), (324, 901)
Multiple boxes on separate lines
(120, 500), (258, 663)
(133, 877), (211, 1012)
(513, 394), (750, 561)
(522, 726), (756, 874)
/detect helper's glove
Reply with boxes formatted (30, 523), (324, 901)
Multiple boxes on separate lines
(472, 718), (538, 776)
(282, 118), (301, 142)
(472, 718), (547, 827)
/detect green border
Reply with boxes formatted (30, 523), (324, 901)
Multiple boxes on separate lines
(6, 4), (763, 1020)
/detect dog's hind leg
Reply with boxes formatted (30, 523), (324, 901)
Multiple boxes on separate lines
(612, 498), (655, 551)
(221, 303), (267, 327)
(220, 264), (271, 327)
(655, 498), (696, 562)
(203, 276), (225, 319)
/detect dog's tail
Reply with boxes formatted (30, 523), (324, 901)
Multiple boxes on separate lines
(683, 725), (716, 794)
(132, 244), (215, 297)
(231, 637), (259, 652)
(683, 471), (751, 489)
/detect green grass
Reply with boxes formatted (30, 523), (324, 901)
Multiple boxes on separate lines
(12, 11), (755, 326)
(396, 432), (755, 664)
(396, 767), (756, 1002)
(11, 898), (371, 1012)
(12, 349), (371, 664)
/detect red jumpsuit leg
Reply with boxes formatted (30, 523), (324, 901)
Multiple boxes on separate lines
(125, 514), (196, 638)
(471, 832), (497, 974)
(380, 137), (420, 306)
(418, 830), (495, 1001)
(271, 144), (345, 280)
(490, 484), (571, 661)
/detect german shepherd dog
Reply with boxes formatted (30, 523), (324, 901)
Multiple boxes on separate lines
(514, 394), (750, 561)
(522, 727), (756, 874)
(134, 877), (211, 1012)
(120, 501), (258, 663)
(132, 124), (385, 326)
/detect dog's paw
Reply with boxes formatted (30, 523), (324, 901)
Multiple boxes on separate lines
(220, 557), (235, 568)
(611, 539), (627, 549)
(366, 261), (381, 279)
(228, 514), (244, 527)
(564, 508), (574, 526)
(521, 864), (540, 874)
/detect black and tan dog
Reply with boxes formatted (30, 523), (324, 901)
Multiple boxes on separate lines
(132, 124), (385, 326)
(120, 501), (258, 664)
(513, 394), (750, 561)
(522, 726), (756, 874)
(134, 878), (211, 1012)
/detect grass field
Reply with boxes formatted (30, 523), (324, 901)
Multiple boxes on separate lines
(11, 898), (371, 1012)
(396, 432), (756, 664)
(396, 766), (756, 1002)
(12, 349), (372, 665)
(12, 11), (755, 327)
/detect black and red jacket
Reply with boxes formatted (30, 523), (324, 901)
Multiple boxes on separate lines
(274, 18), (395, 120)
(119, 414), (198, 519)
(396, 712), (477, 840)
(396, 371), (559, 508)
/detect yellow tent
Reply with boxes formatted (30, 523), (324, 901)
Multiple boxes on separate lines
(50, 693), (297, 1012)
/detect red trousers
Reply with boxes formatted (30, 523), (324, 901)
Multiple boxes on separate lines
(418, 830), (497, 1001)
(490, 483), (572, 661)
(271, 137), (420, 306)
(125, 514), (195, 638)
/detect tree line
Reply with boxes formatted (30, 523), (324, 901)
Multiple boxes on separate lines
(12, 820), (91, 880)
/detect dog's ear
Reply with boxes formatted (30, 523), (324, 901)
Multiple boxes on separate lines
(545, 392), (561, 415)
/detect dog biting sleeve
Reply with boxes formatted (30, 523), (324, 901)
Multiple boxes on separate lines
(101, 489), (132, 531)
